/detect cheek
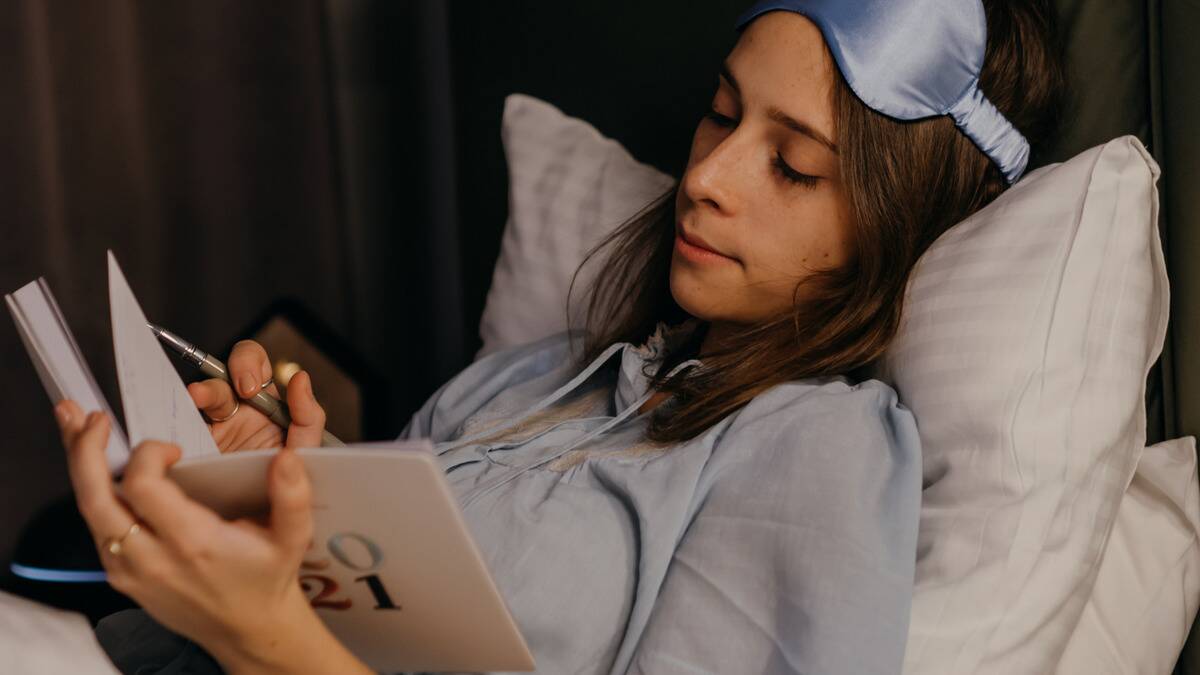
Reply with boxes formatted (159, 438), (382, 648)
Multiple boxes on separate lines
(826, 191), (857, 265)
(795, 225), (853, 269)
(734, 203), (853, 312)
(762, 199), (854, 273)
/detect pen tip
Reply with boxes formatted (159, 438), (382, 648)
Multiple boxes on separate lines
(146, 322), (162, 335)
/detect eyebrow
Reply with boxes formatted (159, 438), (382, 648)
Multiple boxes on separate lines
(719, 61), (840, 156)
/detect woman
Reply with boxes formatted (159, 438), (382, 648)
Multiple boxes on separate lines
(57, 1), (1066, 672)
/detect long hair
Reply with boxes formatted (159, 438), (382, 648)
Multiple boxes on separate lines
(566, 0), (1069, 446)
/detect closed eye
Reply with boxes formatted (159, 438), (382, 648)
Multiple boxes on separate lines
(773, 152), (819, 189)
(704, 109), (736, 128)
(703, 109), (820, 190)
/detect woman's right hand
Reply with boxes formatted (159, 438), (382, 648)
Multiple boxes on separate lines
(186, 340), (327, 454)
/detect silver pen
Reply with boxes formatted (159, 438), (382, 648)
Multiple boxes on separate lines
(148, 323), (344, 447)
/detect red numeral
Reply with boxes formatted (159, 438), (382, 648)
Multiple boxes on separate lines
(299, 574), (352, 610)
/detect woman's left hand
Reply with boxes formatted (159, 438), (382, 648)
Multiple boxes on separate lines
(54, 399), (367, 674)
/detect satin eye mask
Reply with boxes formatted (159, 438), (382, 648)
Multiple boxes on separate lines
(735, 0), (1030, 184)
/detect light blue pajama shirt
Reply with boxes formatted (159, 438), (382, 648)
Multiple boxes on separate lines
(95, 319), (923, 675)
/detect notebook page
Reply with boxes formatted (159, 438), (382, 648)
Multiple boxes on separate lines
(108, 251), (220, 458)
(5, 279), (131, 474)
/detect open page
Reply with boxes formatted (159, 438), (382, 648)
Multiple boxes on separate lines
(108, 251), (220, 459)
(5, 278), (131, 474)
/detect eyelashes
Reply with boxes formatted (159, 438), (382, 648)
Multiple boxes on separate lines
(702, 110), (820, 189)
(704, 109), (737, 128)
(772, 152), (819, 188)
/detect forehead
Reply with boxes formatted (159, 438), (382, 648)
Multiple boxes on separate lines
(727, 12), (837, 130)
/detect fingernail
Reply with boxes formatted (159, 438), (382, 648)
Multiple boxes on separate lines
(54, 404), (71, 425)
(239, 374), (256, 396)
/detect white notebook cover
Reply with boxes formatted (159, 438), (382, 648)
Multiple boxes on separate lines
(170, 445), (535, 672)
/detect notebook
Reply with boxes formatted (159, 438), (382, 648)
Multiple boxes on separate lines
(4, 251), (535, 673)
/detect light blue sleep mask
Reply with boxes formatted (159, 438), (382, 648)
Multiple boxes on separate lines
(735, 0), (1030, 184)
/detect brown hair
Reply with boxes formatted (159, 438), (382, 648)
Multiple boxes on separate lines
(566, 0), (1069, 446)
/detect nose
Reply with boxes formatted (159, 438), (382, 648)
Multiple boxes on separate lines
(681, 128), (752, 216)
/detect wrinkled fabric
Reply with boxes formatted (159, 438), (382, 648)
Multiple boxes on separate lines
(735, 0), (1030, 184)
(96, 319), (923, 674)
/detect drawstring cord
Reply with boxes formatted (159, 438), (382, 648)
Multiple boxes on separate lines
(459, 357), (702, 511)
(434, 341), (630, 456)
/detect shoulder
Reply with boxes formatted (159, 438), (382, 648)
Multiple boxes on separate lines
(399, 329), (587, 442)
(723, 376), (920, 461)
(454, 329), (586, 392)
(728, 375), (913, 433)
(706, 376), (922, 531)
(444, 329), (592, 406)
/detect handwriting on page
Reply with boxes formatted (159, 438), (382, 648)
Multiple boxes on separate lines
(107, 252), (220, 458)
(300, 532), (402, 612)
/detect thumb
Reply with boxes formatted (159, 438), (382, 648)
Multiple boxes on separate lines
(268, 448), (313, 553)
(284, 370), (326, 449)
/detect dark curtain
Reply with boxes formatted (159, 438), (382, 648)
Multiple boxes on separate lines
(0, 0), (464, 570)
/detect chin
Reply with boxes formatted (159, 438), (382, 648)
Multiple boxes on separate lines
(669, 265), (724, 322)
(669, 261), (791, 325)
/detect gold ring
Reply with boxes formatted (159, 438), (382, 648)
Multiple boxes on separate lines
(208, 399), (240, 423)
(104, 521), (142, 556)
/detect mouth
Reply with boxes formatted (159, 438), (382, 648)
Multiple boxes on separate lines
(675, 223), (738, 264)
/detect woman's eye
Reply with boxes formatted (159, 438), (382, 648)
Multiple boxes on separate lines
(704, 109), (736, 128)
(701, 110), (819, 190)
(774, 152), (819, 189)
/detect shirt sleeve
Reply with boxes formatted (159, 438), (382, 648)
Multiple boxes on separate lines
(95, 609), (224, 675)
(626, 379), (923, 675)
(396, 329), (581, 443)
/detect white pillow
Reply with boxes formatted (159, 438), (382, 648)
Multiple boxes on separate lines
(1056, 436), (1200, 675)
(478, 93), (1197, 673)
(879, 135), (1173, 674)
(475, 93), (676, 361)
(0, 590), (120, 673)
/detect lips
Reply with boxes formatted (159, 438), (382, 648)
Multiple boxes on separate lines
(678, 225), (730, 258)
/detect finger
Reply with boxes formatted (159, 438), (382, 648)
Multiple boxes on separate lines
(187, 379), (238, 420)
(96, 512), (170, 598)
(268, 449), (313, 553)
(59, 412), (172, 597)
(64, 412), (137, 544)
(118, 440), (223, 553)
(283, 371), (326, 449)
(55, 400), (87, 449)
(228, 340), (272, 399)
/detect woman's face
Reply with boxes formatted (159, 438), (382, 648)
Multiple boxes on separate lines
(671, 11), (853, 326)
